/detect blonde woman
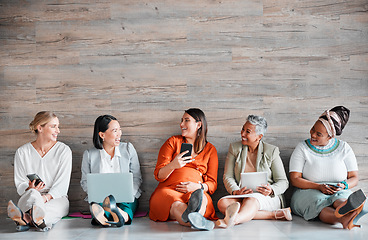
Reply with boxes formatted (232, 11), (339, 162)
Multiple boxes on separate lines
(7, 111), (72, 231)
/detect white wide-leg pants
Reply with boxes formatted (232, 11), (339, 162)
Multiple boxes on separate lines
(17, 189), (69, 228)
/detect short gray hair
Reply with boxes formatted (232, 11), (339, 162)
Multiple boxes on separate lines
(247, 115), (267, 136)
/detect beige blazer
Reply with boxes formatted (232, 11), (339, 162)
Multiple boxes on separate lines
(223, 141), (289, 207)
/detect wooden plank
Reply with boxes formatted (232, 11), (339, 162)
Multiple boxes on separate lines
(0, 0), (367, 215)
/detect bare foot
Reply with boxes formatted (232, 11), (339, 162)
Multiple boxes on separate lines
(224, 202), (241, 227)
(215, 219), (227, 228)
(118, 208), (129, 223)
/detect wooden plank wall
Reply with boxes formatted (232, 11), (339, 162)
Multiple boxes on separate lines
(0, 0), (367, 215)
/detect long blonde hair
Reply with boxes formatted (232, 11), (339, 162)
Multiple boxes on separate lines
(29, 111), (57, 134)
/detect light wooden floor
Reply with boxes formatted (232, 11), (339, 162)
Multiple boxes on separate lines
(1, 214), (368, 240)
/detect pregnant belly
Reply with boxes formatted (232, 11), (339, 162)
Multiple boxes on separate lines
(160, 167), (203, 187)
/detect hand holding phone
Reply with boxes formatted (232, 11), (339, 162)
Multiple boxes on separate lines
(27, 173), (43, 186)
(180, 143), (193, 159)
(328, 183), (342, 189)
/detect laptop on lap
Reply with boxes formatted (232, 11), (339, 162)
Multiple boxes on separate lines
(87, 172), (134, 203)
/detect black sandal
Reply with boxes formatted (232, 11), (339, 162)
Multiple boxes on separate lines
(90, 202), (111, 227)
(182, 188), (203, 223)
(7, 200), (30, 232)
(102, 195), (125, 227)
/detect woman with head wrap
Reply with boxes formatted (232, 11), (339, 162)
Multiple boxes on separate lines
(289, 106), (367, 230)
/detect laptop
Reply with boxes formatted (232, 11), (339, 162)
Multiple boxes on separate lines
(240, 172), (268, 192)
(87, 172), (134, 203)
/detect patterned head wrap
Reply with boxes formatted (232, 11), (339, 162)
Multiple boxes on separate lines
(318, 106), (350, 138)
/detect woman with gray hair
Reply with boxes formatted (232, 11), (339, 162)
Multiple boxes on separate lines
(216, 115), (290, 228)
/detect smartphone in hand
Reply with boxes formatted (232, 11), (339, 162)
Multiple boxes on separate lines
(27, 173), (43, 186)
(328, 183), (341, 189)
(180, 143), (192, 158)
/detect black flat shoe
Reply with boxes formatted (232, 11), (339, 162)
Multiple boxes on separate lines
(90, 202), (111, 227)
(335, 189), (366, 218)
(182, 188), (203, 223)
(7, 200), (30, 232)
(188, 212), (214, 231)
(31, 205), (50, 232)
(102, 195), (125, 227)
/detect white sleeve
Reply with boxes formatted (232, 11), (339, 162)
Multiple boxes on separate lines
(289, 142), (306, 173)
(343, 142), (358, 172)
(14, 147), (29, 196)
(48, 145), (72, 198)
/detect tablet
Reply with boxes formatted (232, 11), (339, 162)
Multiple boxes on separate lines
(240, 172), (268, 191)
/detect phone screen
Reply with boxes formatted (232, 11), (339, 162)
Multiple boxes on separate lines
(27, 174), (43, 185)
(180, 143), (192, 158)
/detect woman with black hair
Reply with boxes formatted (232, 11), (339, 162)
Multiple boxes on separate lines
(149, 108), (218, 231)
(80, 115), (142, 227)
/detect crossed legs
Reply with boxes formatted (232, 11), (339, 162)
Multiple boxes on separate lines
(319, 198), (360, 229)
(169, 193), (208, 226)
(217, 197), (291, 227)
(217, 197), (260, 226)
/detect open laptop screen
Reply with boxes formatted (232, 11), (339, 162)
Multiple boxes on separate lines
(87, 173), (134, 203)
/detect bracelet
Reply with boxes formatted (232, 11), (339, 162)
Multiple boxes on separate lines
(44, 194), (51, 202)
(340, 180), (348, 190)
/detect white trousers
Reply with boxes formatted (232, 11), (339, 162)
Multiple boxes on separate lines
(17, 189), (69, 228)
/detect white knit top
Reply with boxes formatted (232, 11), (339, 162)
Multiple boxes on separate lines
(289, 138), (358, 183)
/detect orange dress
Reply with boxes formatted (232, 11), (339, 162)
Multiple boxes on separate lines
(149, 135), (218, 221)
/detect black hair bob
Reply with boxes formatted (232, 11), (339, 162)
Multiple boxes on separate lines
(93, 115), (117, 149)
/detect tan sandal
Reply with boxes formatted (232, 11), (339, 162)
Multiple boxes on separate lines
(274, 207), (292, 221)
(7, 200), (30, 232)
(31, 205), (50, 231)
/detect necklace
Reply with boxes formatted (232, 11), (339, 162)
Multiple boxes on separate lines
(37, 146), (49, 157)
(32, 141), (54, 157)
